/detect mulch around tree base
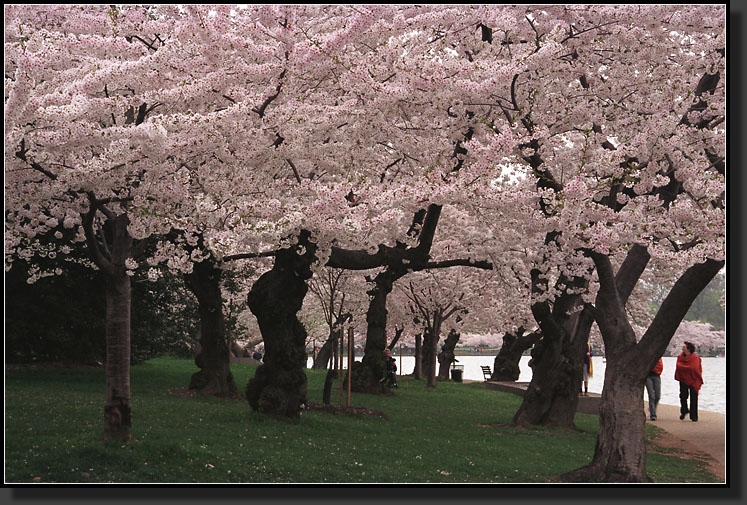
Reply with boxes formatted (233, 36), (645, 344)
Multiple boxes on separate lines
(306, 402), (388, 419)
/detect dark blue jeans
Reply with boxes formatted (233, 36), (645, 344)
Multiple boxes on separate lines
(679, 381), (698, 421)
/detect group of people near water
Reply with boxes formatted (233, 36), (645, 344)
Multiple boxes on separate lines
(582, 341), (704, 422)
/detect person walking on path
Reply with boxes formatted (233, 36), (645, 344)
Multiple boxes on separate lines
(581, 341), (593, 396)
(645, 357), (664, 420)
(675, 341), (703, 422)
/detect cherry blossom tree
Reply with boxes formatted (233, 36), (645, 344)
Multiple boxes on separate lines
(664, 320), (725, 356)
(394, 269), (473, 388)
(5, 5), (210, 441)
(462, 5), (725, 481)
(4, 3), (490, 422)
(6, 6), (724, 470)
(304, 267), (370, 369)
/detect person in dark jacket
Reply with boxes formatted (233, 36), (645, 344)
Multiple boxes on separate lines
(382, 348), (398, 388)
(646, 357), (664, 420)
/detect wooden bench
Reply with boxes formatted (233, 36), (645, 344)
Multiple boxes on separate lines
(480, 365), (492, 381)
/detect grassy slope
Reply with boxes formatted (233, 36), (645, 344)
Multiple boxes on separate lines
(4, 357), (715, 483)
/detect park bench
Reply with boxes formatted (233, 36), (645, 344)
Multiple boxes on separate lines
(480, 365), (492, 381)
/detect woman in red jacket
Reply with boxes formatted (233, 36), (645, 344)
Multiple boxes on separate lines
(675, 341), (703, 422)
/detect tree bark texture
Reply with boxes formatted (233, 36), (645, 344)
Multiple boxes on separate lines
(245, 232), (317, 420)
(563, 357), (650, 482)
(437, 329), (460, 379)
(491, 328), (541, 381)
(353, 269), (400, 393)
(420, 307), (445, 388)
(98, 214), (134, 442)
(184, 256), (238, 398)
(512, 270), (591, 429)
(103, 269), (133, 442)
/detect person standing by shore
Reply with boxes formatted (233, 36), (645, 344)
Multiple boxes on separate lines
(645, 357), (664, 420)
(581, 341), (593, 396)
(675, 342), (703, 422)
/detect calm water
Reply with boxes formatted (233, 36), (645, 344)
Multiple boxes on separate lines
(308, 355), (727, 414)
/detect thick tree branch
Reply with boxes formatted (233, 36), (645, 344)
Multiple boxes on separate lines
(635, 258), (724, 365)
(252, 68), (288, 118)
(81, 201), (115, 276)
(613, 244), (651, 304)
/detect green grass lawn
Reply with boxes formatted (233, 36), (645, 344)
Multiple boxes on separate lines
(4, 357), (716, 483)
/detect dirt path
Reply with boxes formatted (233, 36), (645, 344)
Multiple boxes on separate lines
(483, 380), (726, 482)
(645, 403), (726, 482)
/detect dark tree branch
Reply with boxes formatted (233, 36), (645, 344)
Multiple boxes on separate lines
(81, 199), (115, 276)
(286, 158), (302, 183)
(613, 244), (651, 304)
(635, 258), (724, 365)
(252, 68), (288, 118)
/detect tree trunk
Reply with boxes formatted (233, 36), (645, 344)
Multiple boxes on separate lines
(562, 350), (650, 482)
(512, 313), (592, 429)
(245, 231), (316, 420)
(352, 269), (400, 393)
(513, 268), (592, 430)
(512, 333), (564, 426)
(413, 333), (423, 379)
(437, 329), (460, 379)
(312, 332), (337, 370)
(99, 214), (134, 442)
(102, 269), (133, 442)
(184, 257), (238, 398)
(491, 328), (542, 381)
(422, 313), (442, 388)
(349, 204), (443, 392)
(563, 254), (724, 482)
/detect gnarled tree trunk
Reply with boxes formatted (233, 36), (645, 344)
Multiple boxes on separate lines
(512, 333), (566, 427)
(437, 329), (460, 380)
(491, 328), (541, 381)
(563, 349), (650, 482)
(512, 269), (591, 429)
(352, 269), (400, 393)
(184, 256), (238, 398)
(245, 231), (317, 420)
